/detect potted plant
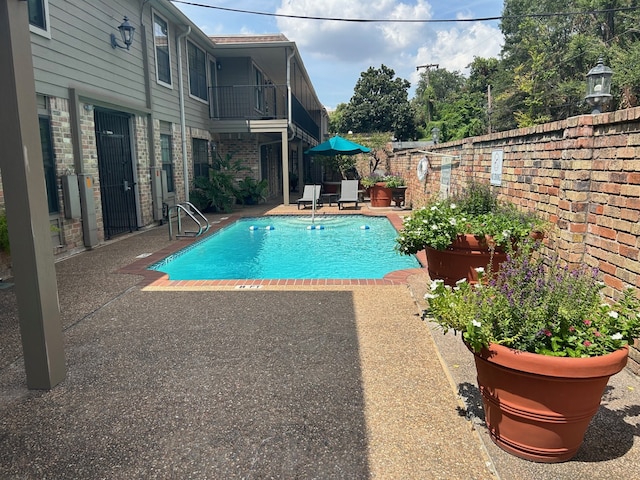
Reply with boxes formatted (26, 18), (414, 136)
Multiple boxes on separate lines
(361, 174), (405, 207)
(425, 245), (640, 462)
(396, 181), (545, 284)
(236, 177), (268, 205)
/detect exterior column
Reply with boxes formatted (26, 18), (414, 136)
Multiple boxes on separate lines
(281, 129), (290, 205)
(0, 0), (66, 389)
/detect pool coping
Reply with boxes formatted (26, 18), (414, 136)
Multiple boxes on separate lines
(118, 211), (427, 289)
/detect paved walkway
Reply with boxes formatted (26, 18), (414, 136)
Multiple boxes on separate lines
(0, 201), (639, 478)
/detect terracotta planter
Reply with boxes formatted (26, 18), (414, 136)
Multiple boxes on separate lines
(369, 183), (392, 207)
(425, 234), (507, 286)
(471, 342), (629, 463)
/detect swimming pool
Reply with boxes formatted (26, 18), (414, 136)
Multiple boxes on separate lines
(150, 215), (419, 280)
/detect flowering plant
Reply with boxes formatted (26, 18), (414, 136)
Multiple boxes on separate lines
(425, 244), (640, 358)
(361, 173), (405, 189)
(396, 182), (545, 254)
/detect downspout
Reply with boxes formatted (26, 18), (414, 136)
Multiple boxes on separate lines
(286, 48), (296, 141)
(177, 26), (191, 202)
(281, 49), (297, 204)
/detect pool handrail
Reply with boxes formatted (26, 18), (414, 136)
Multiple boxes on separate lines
(167, 202), (211, 240)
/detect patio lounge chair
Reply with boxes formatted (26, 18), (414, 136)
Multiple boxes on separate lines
(337, 180), (359, 210)
(297, 185), (322, 209)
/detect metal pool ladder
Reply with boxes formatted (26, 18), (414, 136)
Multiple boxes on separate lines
(166, 202), (211, 240)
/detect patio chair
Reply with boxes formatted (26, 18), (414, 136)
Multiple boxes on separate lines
(337, 180), (359, 210)
(297, 185), (322, 209)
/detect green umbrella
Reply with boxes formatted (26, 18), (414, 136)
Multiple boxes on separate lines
(305, 135), (371, 156)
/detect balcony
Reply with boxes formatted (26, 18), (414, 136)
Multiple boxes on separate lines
(209, 84), (320, 141)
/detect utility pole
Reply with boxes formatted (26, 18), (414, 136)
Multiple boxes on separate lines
(416, 64), (439, 124)
(487, 84), (493, 134)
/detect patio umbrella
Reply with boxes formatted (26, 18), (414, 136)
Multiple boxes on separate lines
(305, 135), (371, 156)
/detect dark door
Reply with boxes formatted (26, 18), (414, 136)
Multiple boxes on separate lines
(94, 109), (137, 239)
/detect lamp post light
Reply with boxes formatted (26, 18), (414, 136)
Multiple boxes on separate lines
(585, 57), (613, 114)
(431, 127), (440, 144)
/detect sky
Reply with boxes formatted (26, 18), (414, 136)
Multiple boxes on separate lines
(173, 0), (506, 110)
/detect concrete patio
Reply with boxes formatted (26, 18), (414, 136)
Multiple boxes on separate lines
(0, 202), (639, 479)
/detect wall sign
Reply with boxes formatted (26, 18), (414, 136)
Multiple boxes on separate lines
(491, 150), (503, 186)
(440, 155), (452, 197)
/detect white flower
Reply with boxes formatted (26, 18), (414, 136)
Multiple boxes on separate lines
(449, 218), (457, 226)
(474, 267), (485, 274)
(502, 230), (511, 238)
(430, 279), (444, 291)
(472, 320), (482, 328)
(431, 224), (439, 230)
(608, 311), (619, 319)
(431, 206), (438, 211)
(611, 332), (624, 340)
(424, 293), (438, 299)
(450, 203), (457, 209)
(456, 278), (467, 285)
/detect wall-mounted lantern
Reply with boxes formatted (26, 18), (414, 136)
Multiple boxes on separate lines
(111, 16), (135, 51)
(585, 57), (613, 114)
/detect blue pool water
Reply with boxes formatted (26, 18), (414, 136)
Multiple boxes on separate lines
(150, 215), (419, 280)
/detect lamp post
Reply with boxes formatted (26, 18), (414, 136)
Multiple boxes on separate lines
(585, 57), (613, 114)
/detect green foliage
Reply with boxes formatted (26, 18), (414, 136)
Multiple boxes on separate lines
(333, 65), (417, 140)
(0, 211), (9, 253)
(189, 152), (248, 213)
(236, 177), (268, 205)
(425, 244), (640, 357)
(395, 182), (545, 254)
(408, 1), (640, 135)
(360, 174), (382, 189)
(383, 175), (405, 188)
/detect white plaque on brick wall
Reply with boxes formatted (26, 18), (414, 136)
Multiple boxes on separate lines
(491, 150), (503, 186)
(439, 156), (452, 197)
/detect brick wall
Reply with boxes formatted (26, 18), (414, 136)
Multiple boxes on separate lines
(389, 107), (640, 371)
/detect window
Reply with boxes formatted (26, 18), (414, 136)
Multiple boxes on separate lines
(153, 13), (172, 87)
(28, 0), (51, 36)
(187, 41), (208, 101)
(254, 66), (264, 112)
(160, 133), (174, 192)
(39, 116), (58, 213)
(192, 138), (209, 179)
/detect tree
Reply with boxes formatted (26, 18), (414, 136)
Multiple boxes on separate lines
(334, 65), (417, 140)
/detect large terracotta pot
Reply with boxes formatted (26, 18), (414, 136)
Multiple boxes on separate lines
(369, 183), (392, 207)
(425, 234), (507, 286)
(471, 342), (629, 463)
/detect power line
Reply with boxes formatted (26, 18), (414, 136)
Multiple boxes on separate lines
(171, 2), (640, 24)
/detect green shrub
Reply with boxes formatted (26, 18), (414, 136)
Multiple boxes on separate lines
(0, 211), (9, 253)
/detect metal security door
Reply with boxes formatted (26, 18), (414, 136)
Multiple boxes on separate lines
(94, 109), (137, 239)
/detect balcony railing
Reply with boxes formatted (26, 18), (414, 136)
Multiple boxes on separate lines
(209, 84), (320, 140)
(209, 84), (287, 120)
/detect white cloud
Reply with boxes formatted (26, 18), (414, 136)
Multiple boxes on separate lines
(409, 21), (502, 86)
(275, 0), (434, 64)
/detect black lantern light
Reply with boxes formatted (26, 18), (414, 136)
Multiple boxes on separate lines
(111, 16), (135, 50)
(431, 127), (440, 144)
(585, 57), (613, 114)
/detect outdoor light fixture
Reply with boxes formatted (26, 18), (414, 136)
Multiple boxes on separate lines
(585, 57), (613, 114)
(431, 127), (440, 144)
(111, 16), (135, 50)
